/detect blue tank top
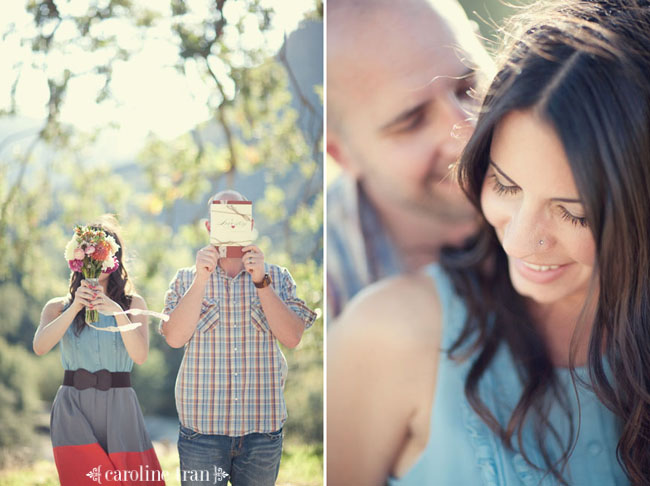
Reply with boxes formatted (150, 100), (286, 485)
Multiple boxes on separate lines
(388, 264), (628, 486)
(60, 312), (133, 373)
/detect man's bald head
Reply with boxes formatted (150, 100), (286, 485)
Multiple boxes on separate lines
(206, 190), (248, 211)
(328, 0), (485, 134)
(326, 0), (492, 222)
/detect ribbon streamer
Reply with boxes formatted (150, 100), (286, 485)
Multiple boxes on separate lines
(86, 309), (170, 333)
(113, 308), (170, 321)
(87, 321), (142, 333)
(211, 204), (253, 222)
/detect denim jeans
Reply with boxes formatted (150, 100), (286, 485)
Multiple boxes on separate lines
(177, 425), (283, 486)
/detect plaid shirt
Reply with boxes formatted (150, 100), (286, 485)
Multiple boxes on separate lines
(161, 263), (316, 436)
(327, 176), (402, 320)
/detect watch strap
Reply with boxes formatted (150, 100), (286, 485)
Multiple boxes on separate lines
(254, 273), (272, 289)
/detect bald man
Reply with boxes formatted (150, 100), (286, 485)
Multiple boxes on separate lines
(160, 190), (317, 486)
(327, 0), (493, 319)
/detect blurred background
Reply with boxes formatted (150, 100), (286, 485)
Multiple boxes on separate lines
(0, 0), (322, 485)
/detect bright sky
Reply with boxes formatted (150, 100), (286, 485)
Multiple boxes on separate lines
(0, 0), (314, 161)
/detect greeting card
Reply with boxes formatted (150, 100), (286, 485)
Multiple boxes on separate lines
(209, 200), (253, 258)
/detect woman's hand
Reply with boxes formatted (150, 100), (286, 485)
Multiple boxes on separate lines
(91, 287), (123, 315)
(71, 280), (97, 312)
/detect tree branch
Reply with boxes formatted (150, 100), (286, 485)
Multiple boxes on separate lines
(205, 60), (238, 184)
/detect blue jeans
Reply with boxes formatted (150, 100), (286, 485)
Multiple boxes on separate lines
(177, 425), (283, 486)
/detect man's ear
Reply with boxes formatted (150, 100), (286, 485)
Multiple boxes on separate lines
(205, 219), (211, 233)
(251, 217), (254, 231)
(327, 131), (361, 179)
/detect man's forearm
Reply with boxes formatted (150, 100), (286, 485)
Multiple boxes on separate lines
(163, 275), (208, 347)
(256, 286), (304, 348)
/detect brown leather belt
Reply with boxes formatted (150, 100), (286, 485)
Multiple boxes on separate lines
(63, 369), (131, 391)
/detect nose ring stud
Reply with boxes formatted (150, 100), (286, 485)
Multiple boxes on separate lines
(538, 239), (544, 246)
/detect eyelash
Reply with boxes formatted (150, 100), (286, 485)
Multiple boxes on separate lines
(559, 207), (588, 227)
(490, 174), (519, 196)
(400, 110), (426, 132)
(489, 174), (588, 227)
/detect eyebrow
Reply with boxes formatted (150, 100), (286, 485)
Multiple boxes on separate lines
(489, 160), (583, 203)
(380, 68), (475, 132)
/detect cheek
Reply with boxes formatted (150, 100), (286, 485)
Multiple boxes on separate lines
(569, 232), (596, 267)
(382, 133), (438, 179)
(480, 182), (506, 232)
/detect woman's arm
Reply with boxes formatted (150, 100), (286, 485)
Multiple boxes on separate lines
(115, 294), (149, 365)
(327, 273), (442, 486)
(33, 281), (95, 355)
(92, 290), (150, 365)
(34, 299), (78, 355)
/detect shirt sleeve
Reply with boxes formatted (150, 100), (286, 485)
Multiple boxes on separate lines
(279, 267), (317, 329)
(159, 269), (187, 336)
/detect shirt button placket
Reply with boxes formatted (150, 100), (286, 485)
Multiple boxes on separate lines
(587, 440), (602, 456)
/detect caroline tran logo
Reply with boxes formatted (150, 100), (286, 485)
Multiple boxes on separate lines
(215, 466), (229, 482)
(87, 466), (102, 483)
(86, 465), (229, 484)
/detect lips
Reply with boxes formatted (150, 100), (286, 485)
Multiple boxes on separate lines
(521, 261), (560, 272)
(513, 258), (571, 284)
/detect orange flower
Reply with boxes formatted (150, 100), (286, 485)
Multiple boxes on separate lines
(91, 241), (111, 261)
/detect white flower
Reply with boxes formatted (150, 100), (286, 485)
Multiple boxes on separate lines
(64, 237), (78, 261)
(102, 257), (114, 271)
(105, 235), (120, 255)
(102, 256), (119, 272)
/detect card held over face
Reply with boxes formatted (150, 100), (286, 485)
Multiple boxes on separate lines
(210, 200), (253, 258)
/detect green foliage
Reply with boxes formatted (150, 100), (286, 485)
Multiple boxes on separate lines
(0, 338), (39, 459)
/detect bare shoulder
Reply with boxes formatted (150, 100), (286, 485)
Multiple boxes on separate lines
(40, 296), (67, 324)
(130, 293), (148, 310)
(42, 296), (66, 315)
(327, 270), (444, 483)
(331, 269), (442, 355)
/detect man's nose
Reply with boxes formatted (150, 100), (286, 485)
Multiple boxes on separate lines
(500, 203), (554, 259)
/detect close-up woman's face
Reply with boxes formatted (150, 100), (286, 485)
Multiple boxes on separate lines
(480, 109), (596, 306)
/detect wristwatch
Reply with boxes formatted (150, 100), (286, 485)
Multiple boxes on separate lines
(254, 273), (272, 289)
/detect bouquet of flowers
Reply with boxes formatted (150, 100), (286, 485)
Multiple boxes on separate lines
(64, 225), (120, 324)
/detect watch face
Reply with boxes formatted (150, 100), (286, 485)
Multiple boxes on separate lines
(255, 273), (271, 288)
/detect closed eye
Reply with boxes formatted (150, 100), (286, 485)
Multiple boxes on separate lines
(490, 174), (520, 196)
(559, 206), (588, 227)
(394, 107), (426, 133)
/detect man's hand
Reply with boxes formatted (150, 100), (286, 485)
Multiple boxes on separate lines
(196, 245), (219, 279)
(242, 245), (265, 283)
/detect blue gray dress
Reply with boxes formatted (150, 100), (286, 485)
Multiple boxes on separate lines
(50, 311), (164, 485)
(388, 264), (628, 486)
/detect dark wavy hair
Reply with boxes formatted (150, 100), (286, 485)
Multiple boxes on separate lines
(440, 0), (650, 484)
(67, 215), (134, 335)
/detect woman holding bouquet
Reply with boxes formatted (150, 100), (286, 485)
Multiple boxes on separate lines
(33, 216), (165, 485)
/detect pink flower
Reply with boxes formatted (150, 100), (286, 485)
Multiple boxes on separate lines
(85, 246), (96, 255)
(68, 259), (83, 272)
(73, 248), (85, 260)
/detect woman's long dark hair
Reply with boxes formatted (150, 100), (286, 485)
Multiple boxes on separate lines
(441, 1), (650, 484)
(68, 216), (133, 335)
